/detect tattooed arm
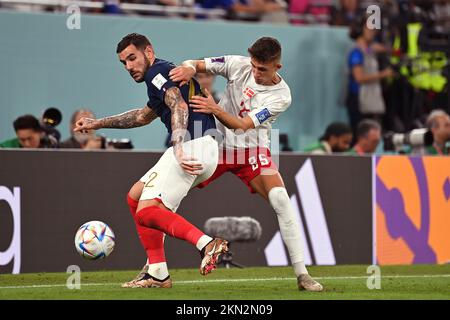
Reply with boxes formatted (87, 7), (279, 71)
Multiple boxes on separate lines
(164, 87), (188, 157)
(164, 86), (203, 175)
(74, 106), (158, 132)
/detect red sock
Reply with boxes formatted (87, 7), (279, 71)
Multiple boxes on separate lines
(135, 205), (204, 247)
(127, 194), (166, 263)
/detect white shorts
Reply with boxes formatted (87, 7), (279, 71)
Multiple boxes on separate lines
(139, 135), (218, 212)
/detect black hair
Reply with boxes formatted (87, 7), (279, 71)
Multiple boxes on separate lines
(13, 115), (42, 132)
(116, 33), (152, 54)
(349, 16), (369, 40)
(248, 37), (281, 63)
(320, 122), (352, 141)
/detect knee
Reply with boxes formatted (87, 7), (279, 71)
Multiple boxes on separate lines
(129, 181), (144, 201)
(268, 187), (290, 211)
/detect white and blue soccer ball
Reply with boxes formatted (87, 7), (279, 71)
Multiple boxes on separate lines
(74, 221), (115, 260)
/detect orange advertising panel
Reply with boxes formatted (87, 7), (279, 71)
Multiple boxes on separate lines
(376, 156), (450, 265)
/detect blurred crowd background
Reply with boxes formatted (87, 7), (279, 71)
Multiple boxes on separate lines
(0, 0), (449, 155)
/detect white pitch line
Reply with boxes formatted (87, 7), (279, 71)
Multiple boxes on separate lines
(0, 274), (449, 290)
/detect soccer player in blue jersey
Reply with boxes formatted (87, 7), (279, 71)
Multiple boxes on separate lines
(75, 33), (228, 288)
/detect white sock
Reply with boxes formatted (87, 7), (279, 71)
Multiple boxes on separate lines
(196, 235), (213, 251)
(148, 262), (169, 280)
(268, 187), (308, 277)
(293, 262), (308, 275)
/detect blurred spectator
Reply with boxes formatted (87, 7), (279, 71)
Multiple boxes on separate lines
(0, 114), (56, 149)
(303, 121), (353, 154)
(425, 109), (450, 155)
(280, 133), (293, 151)
(201, 0), (277, 22)
(346, 16), (394, 136)
(385, 0), (449, 133)
(103, 0), (122, 14)
(432, 0), (450, 32)
(260, 0), (289, 24)
(330, 0), (362, 26)
(59, 109), (105, 150)
(347, 119), (381, 155)
(289, 0), (333, 25)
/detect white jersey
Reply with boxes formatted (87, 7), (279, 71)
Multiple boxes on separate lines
(205, 55), (292, 149)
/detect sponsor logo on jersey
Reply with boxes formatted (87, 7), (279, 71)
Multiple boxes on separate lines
(151, 73), (168, 90)
(211, 57), (225, 64)
(255, 108), (272, 124)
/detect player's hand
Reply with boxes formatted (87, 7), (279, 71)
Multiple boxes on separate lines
(190, 89), (220, 115)
(74, 117), (101, 133)
(169, 65), (196, 87)
(174, 148), (203, 175)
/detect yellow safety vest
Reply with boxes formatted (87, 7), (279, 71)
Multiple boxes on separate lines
(390, 23), (447, 92)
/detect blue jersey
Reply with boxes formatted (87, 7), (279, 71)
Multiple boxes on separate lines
(144, 58), (217, 141)
(347, 47), (364, 95)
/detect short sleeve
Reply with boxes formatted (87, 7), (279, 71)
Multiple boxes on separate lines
(145, 64), (178, 106)
(248, 96), (291, 128)
(205, 55), (249, 80)
(348, 48), (364, 68)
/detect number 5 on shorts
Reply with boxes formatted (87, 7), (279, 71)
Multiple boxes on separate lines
(249, 154), (269, 171)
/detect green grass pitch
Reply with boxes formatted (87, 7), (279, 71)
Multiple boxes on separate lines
(1, 265), (449, 300)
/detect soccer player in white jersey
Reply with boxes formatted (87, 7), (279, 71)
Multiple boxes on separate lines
(169, 37), (323, 292)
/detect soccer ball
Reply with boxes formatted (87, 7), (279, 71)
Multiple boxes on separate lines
(74, 221), (116, 260)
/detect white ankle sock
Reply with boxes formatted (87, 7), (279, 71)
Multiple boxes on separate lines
(196, 235), (213, 251)
(293, 262), (308, 275)
(148, 262), (169, 280)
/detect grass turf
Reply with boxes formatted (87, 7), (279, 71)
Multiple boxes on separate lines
(0, 265), (449, 300)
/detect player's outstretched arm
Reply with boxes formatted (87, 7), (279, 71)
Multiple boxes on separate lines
(74, 107), (158, 132)
(169, 60), (207, 86)
(165, 86), (203, 175)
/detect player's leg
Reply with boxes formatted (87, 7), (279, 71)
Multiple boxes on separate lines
(136, 199), (212, 250)
(238, 148), (322, 291)
(135, 136), (228, 277)
(249, 171), (323, 292)
(122, 181), (169, 288)
(136, 199), (229, 276)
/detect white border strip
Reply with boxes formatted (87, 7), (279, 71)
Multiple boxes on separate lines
(372, 155), (377, 265)
(1, 274), (450, 289)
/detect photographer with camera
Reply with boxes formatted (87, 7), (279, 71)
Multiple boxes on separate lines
(0, 114), (58, 149)
(425, 109), (450, 155)
(60, 109), (105, 150)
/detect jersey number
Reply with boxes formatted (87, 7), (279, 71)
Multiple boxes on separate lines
(249, 154), (269, 171)
(144, 172), (158, 188)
